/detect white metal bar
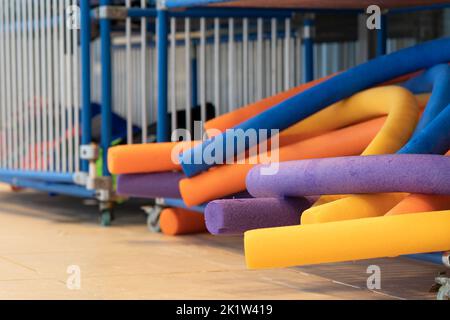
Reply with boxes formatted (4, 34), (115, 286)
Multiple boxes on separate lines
(170, 17), (177, 133)
(270, 18), (276, 95)
(256, 18), (263, 100)
(59, 0), (66, 172)
(41, 0), (48, 171)
(284, 18), (291, 91)
(73, 0), (80, 172)
(46, 0), (54, 171)
(65, 0), (73, 172)
(22, 0), (29, 169)
(5, 1), (12, 168)
(227, 18), (234, 112)
(0, 1), (5, 168)
(242, 18), (249, 105)
(52, 0), (60, 172)
(200, 17), (206, 124)
(11, 2), (19, 169)
(213, 17), (220, 117)
(17, 1), (25, 169)
(184, 18), (191, 133)
(140, 0), (147, 143)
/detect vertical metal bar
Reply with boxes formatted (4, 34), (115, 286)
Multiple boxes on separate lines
(125, 0), (132, 144)
(256, 17), (263, 100)
(140, 0), (147, 143)
(227, 17), (234, 112)
(5, 0), (12, 169)
(242, 18), (248, 105)
(72, 0), (80, 172)
(59, 0), (67, 172)
(53, 0), (60, 172)
(284, 17), (291, 90)
(184, 18), (191, 134)
(357, 14), (368, 64)
(65, 0), (74, 172)
(376, 13), (387, 57)
(270, 18), (276, 95)
(156, 7), (169, 142)
(200, 18), (207, 124)
(213, 17), (220, 117)
(100, 0), (113, 175)
(41, 0), (48, 171)
(11, 1), (18, 169)
(0, 1), (5, 168)
(23, 0), (29, 169)
(170, 17), (177, 134)
(303, 15), (314, 83)
(17, 1), (25, 169)
(46, 0), (54, 171)
(81, 0), (92, 172)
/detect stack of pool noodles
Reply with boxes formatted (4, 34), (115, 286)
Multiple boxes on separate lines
(108, 37), (450, 266)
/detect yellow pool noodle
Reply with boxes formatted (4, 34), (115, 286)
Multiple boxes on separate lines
(302, 193), (408, 224)
(245, 210), (450, 269)
(308, 86), (419, 211)
(280, 86), (421, 142)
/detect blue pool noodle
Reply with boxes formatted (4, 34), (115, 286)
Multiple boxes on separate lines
(402, 64), (450, 134)
(179, 37), (450, 177)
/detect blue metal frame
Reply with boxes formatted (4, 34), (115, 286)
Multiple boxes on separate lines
(81, 0), (92, 173)
(100, 0), (113, 176)
(0, 170), (74, 184)
(376, 13), (387, 57)
(162, 198), (206, 213)
(157, 8), (170, 142)
(0, 176), (95, 198)
(303, 17), (314, 82)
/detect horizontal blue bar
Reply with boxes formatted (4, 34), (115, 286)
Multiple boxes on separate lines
(0, 176), (95, 198)
(0, 170), (75, 184)
(162, 198), (205, 213)
(390, 4), (450, 14)
(407, 252), (446, 266)
(127, 8), (158, 18)
(165, 0), (227, 8)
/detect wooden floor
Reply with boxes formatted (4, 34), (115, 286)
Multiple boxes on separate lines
(0, 184), (443, 300)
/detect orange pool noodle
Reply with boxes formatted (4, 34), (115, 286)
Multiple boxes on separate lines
(180, 116), (386, 207)
(107, 141), (199, 174)
(160, 207), (207, 236)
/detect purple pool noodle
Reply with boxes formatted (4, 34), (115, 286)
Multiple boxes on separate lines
(246, 154), (450, 198)
(117, 172), (184, 199)
(205, 197), (311, 235)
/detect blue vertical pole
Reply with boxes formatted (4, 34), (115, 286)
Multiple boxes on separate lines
(376, 13), (387, 56)
(80, 0), (92, 173)
(100, 0), (112, 176)
(191, 51), (198, 108)
(303, 16), (314, 83)
(157, 7), (169, 142)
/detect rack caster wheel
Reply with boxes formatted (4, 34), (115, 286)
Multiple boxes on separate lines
(100, 210), (114, 227)
(143, 205), (162, 233)
(435, 274), (450, 300)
